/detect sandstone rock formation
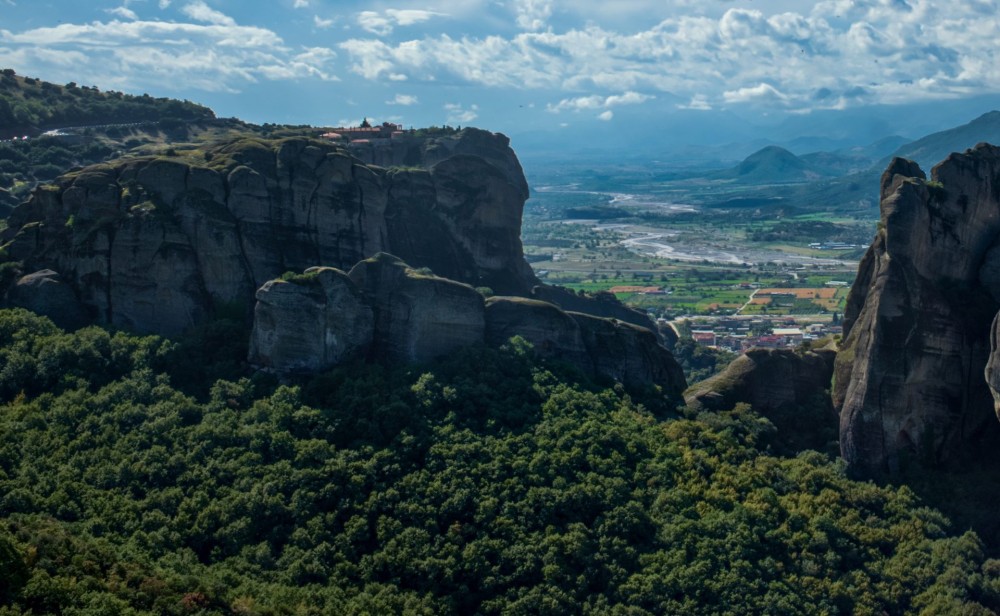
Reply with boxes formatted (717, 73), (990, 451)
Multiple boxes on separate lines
(835, 144), (1000, 474)
(483, 295), (686, 395)
(0, 130), (536, 335)
(572, 312), (687, 396)
(484, 296), (589, 365)
(347, 253), (486, 365)
(249, 267), (374, 373)
(987, 316), (1000, 418)
(6, 269), (88, 330)
(687, 348), (835, 415)
(531, 284), (660, 334)
(247, 260), (687, 400)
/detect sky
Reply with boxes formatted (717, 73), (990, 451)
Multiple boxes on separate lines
(2, 0), (1000, 156)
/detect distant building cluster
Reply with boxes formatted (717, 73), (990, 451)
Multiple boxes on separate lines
(676, 316), (843, 353)
(321, 121), (409, 144)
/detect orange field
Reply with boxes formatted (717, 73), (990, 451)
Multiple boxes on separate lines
(756, 288), (838, 299)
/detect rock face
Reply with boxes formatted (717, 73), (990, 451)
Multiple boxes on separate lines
(572, 312), (687, 395)
(835, 144), (1000, 474)
(6, 269), (89, 330)
(484, 296), (685, 396)
(0, 130), (536, 335)
(531, 284), (660, 335)
(247, 261), (688, 400)
(686, 347), (838, 454)
(686, 348), (835, 414)
(484, 296), (589, 365)
(347, 253), (486, 365)
(248, 267), (374, 373)
(987, 316), (1000, 418)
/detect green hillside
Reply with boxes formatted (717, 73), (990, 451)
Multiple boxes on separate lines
(0, 69), (215, 138)
(713, 145), (835, 184)
(883, 110), (1000, 171)
(0, 308), (998, 614)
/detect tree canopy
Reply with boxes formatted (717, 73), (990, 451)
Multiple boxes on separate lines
(0, 308), (998, 614)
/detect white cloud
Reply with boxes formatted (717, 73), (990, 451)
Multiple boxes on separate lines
(338, 1), (1000, 112)
(723, 83), (789, 104)
(6, 0), (1000, 116)
(0, 17), (338, 93)
(357, 11), (391, 35)
(515, 0), (552, 31)
(547, 91), (653, 113)
(181, 1), (235, 27)
(678, 94), (712, 110)
(445, 102), (478, 124)
(107, 6), (139, 20)
(597, 110), (613, 121)
(387, 93), (418, 105)
(389, 9), (444, 27)
(357, 9), (444, 36)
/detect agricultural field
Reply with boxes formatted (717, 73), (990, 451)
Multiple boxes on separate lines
(523, 211), (857, 319)
(521, 182), (866, 320)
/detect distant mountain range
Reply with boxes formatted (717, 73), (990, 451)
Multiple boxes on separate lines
(880, 110), (1000, 171)
(706, 110), (1000, 189)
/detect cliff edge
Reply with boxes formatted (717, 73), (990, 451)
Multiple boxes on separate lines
(834, 144), (1000, 474)
(0, 129), (537, 335)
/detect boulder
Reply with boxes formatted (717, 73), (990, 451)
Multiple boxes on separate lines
(249, 267), (374, 373)
(347, 253), (485, 364)
(835, 144), (1000, 474)
(687, 348), (835, 414)
(484, 296), (589, 364)
(686, 347), (837, 453)
(571, 312), (687, 399)
(531, 284), (659, 335)
(5, 269), (88, 330)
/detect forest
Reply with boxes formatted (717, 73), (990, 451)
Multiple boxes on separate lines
(1, 307), (998, 615)
(0, 70), (214, 135)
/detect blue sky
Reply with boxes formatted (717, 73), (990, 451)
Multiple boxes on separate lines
(2, 0), (999, 154)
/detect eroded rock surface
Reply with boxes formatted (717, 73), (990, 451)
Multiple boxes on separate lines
(249, 267), (373, 373)
(531, 284), (659, 335)
(686, 348), (835, 415)
(835, 144), (1000, 474)
(248, 262), (687, 400)
(347, 253), (486, 365)
(572, 312), (687, 397)
(6, 269), (88, 330)
(0, 130), (536, 335)
(484, 296), (589, 365)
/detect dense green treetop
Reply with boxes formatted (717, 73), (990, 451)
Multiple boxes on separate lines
(0, 308), (997, 615)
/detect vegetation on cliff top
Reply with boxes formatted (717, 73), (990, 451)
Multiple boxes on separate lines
(0, 308), (998, 615)
(0, 69), (214, 135)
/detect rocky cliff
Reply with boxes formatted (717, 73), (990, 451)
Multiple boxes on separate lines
(687, 347), (835, 415)
(0, 130), (537, 335)
(248, 256), (688, 400)
(835, 144), (1000, 474)
(686, 347), (837, 453)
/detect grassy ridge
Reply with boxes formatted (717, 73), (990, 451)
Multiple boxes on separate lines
(0, 69), (214, 137)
